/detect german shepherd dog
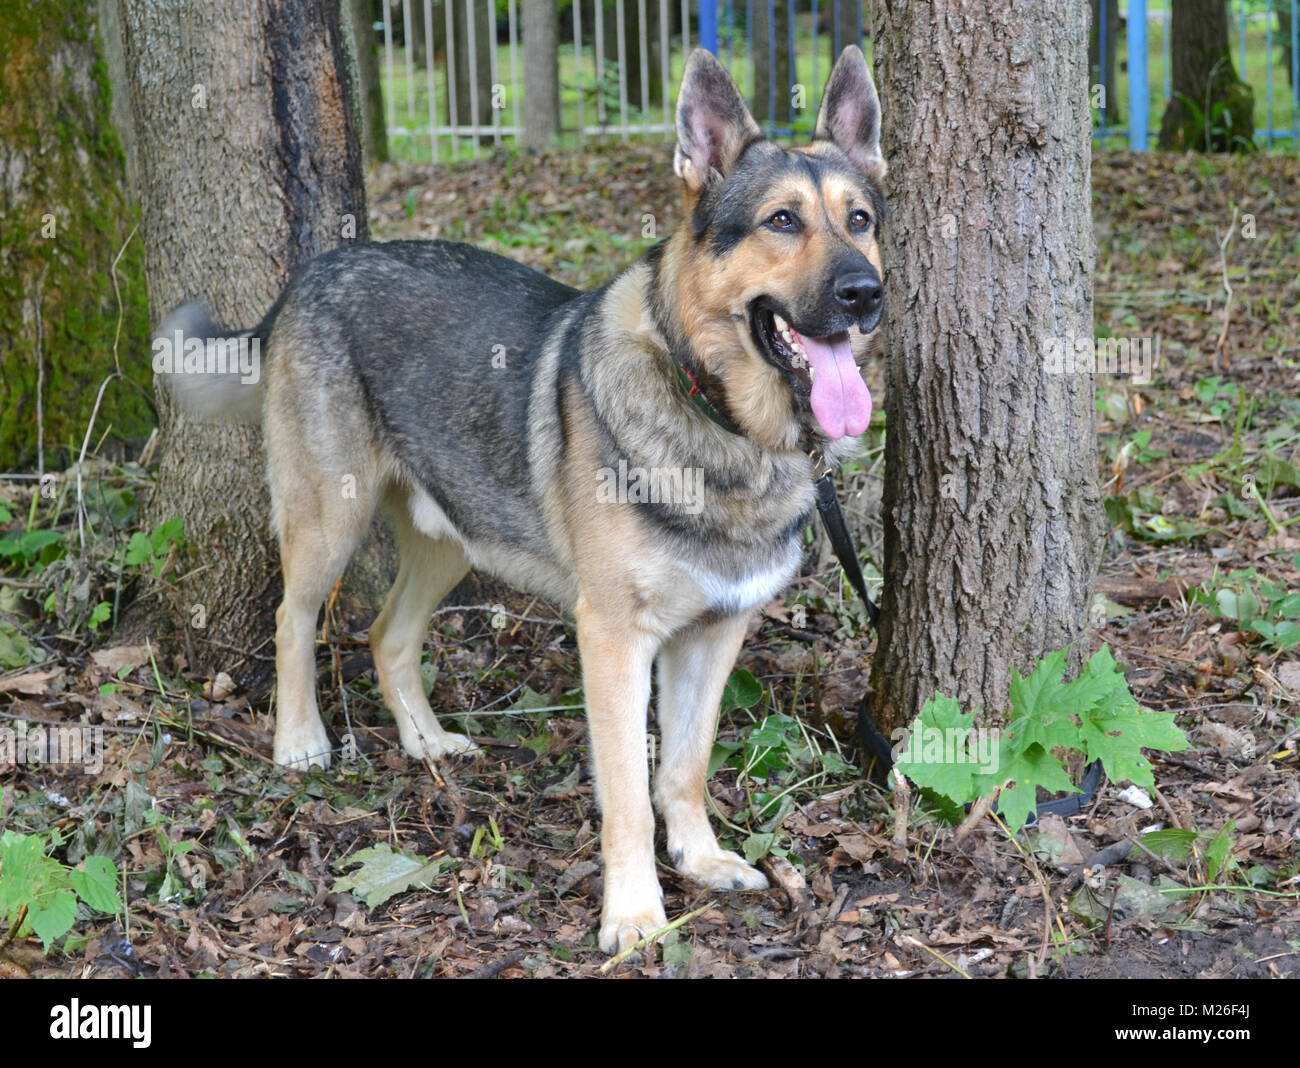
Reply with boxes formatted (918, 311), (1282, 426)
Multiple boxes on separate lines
(160, 47), (886, 953)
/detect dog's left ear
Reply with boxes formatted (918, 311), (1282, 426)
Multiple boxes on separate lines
(815, 46), (885, 180)
(675, 49), (762, 193)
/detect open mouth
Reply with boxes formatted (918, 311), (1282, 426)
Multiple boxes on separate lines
(749, 302), (872, 440)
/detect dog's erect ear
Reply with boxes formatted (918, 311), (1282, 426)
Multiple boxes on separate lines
(814, 46), (885, 180)
(674, 49), (762, 193)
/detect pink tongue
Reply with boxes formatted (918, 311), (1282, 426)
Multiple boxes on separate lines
(796, 330), (872, 439)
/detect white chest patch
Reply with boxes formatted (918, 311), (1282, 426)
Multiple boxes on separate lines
(690, 551), (800, 617)
(408, 486), (460, 542)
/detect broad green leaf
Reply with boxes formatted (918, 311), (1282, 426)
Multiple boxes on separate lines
(68, 856), (122, 914)
(721, 668), (763, 712)
(30, 888), (77, 950)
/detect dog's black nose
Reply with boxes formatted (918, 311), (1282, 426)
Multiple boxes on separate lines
(835, 271), (883, 321)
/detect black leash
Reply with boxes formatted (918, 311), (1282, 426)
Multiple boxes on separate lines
(812, 450), (1103, 827)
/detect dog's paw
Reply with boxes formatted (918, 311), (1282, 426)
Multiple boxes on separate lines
(675, 848), (769, 891)
(400, 729), (482, 762)
(599, 904), (669, 955)
(274, 724), (332, 770)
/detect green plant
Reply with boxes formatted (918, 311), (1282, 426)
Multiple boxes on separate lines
(709, 668), (855, 863)
(124, 516), (185, 580)
(0, 827), (122, 951)
(1195, 567), (1300, 652)
(894, 646), (1190, 834)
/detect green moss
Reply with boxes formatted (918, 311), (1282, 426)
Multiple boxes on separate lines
(0, 0), (154, 469)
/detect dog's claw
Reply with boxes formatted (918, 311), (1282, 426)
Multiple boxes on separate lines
(600, 907), (669, 956)
(274, 724), (332, 770)
(676, 849), (769, 892)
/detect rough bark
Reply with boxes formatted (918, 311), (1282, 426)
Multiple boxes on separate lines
(0, 0), (153, 470)
(867, 1), (1104, 735)
(1158, 0), (1255, 151)
(116, 0), (379, 681)
(523, 0), (559, 146)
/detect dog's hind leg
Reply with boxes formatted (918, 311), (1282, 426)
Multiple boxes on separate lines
(271, 465), (376, 771)
(369, 499), (478, 761)
(655, 613), (770, 892)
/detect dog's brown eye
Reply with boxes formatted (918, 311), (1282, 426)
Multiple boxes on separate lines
(850, 209), (871, 230)
(769, 210), (794, 230)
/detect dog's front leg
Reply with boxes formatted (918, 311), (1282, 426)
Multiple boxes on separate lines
(576, 598), (665, 954)
(656, 612), (770, 892)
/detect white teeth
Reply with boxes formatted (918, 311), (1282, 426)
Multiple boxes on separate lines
(773, 312), (789, 332)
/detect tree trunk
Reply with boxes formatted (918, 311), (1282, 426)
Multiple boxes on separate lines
(829, 0), (861, 68)
(0, 0), (153, 471)
(867, 1), (1104, 737)
(349, 0), (390, 165)
(1158, 0), (1254, 151)
(1088, 0), (1122, 123)
(448, 0), (495, 141)
(116, 0), (378, 682)
(523, 0), (560, 147)
(752, 0), (794, 126)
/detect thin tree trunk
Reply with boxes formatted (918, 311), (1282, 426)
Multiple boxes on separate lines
(1158, 0), (1255, 151)
(523, 0), (559, 146)
(116, 0), (376, 681)
(1088, 0), (1123, 123)
(867, 1), (1104, 736)
(349, 0), (390, 165)
(448, 0), (495, 141)
(752, 0), (794, 126)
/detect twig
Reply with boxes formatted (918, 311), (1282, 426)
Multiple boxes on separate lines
(890, 769), (910, 860)
(898, 934), (972, 979)
(1213, 205), (1238, 370)
(466, 947), (528, 979)
(597, 900), (717, 974)
(954, 782), (1004, 842)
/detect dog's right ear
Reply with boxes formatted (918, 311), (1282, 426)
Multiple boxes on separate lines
(674, 49), (762, 193)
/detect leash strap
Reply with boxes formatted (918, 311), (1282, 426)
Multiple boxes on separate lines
(813, 472), (880, 627)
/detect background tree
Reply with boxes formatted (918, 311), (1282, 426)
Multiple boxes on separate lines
(524, 0), (560, 147)
(0, 1), (152, 471)
(349, 0), (390, 166)
(867, 1), (1105, 735)
(115, 0), (378, 678)
(447, 0), (496, 142)
(753, 1), (795, 127)
(1158, 0), (1255, 151)
(1089, 0), (1123, 124)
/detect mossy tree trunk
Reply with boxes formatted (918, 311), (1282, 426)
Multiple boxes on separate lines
(867, 0), (1104, 736)
(349, 0), (390, 166)
(1158, 0), (1255, 151)
(1088, 0), (1123, 124)
(116, 0), (381, 682)
(0, 0), (152, 472)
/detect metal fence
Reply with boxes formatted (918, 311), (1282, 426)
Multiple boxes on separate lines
(377, 0), (1300, 159)
(1097, 0), (1300, 149)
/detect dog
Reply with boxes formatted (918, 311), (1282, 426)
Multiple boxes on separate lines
(157, 46), (886, 954)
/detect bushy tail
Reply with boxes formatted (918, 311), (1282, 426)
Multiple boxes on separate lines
(153, 300), (267, 424)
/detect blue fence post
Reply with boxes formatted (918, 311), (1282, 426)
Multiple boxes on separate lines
(1292, 0), (1299, 145)
(700, 0), (719, 54)
(1128, 0), (1149, 150)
